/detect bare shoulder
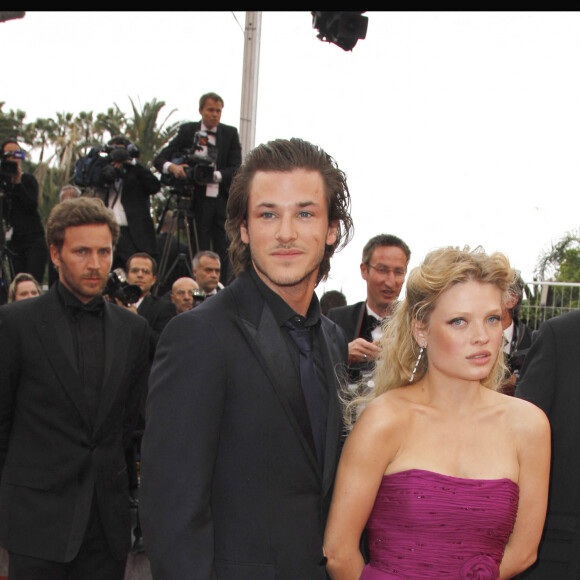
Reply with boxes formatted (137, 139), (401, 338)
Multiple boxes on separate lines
(498, 391), (550, 440)
(352, 388), (411, 441)
(343, 388), (410, 474)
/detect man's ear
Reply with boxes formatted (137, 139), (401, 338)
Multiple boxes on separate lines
(49, 245), (61, 270)
(326, 220), (338, 247)
(360, 262), (368, 282)
(240, 220), (249, 244)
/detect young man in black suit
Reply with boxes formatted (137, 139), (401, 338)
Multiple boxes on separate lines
(153, 92), (242, 284)
(141, 138), (353, 579)
(0, 197), (150, 579)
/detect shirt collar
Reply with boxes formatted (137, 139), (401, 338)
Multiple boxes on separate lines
(366, 302), (385, 321)
(249, 267), (321, 329)
(201, 122), (218, 134)
(56, 280), (105, 314)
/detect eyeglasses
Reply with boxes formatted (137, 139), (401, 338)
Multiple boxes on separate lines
(367, 264), (407, 278)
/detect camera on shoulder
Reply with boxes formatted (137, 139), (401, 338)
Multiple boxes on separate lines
(161, 130), (217, 191)
(74, 141), (139, 190)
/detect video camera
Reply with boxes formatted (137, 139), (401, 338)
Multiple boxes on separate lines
(161, 130), (218, 193)
(74, 142), (139, 190)
(102, 268), (142, 307)
(0, 149), (25, 191)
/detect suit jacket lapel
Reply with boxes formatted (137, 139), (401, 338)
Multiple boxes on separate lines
(319, 318), (347, 496)
(355, 302), (367, 340)
(137, 295), (152, 318)
(233, 274), (320, 474)
(93, 303), (130, 433)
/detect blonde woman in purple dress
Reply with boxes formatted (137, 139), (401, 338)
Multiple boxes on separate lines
(324, 247), (550, 579)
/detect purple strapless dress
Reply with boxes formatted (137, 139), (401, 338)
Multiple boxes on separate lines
(360, 469), (519, 579)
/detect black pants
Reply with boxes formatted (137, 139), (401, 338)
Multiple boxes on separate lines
(8, 501), (127, 580)
(112, 227), (140, 272)
(194, 194), (230, 284)
(8, 236), (48, 284)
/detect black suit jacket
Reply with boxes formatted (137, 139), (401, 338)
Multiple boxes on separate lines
(140, 270), (348, 579)
(115, 162), (161, 257)
(327, 301), (369, 342)
(0, 286), (150, 562)
(515, 310), (580, 578)
(153, 120), (242, 200)
(138, 293), (175, 346)
(327, 301), (375, 381)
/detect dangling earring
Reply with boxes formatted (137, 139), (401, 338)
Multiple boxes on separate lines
(409, 343), (425, 383)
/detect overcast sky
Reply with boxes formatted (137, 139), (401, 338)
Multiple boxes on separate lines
(2, 11), (580, 302)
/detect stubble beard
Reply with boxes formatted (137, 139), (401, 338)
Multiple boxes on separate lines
(59, 261), (106, 302)
(251, 245), (324, 290)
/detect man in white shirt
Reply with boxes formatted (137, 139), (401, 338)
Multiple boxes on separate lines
(153, 93), (242, 285)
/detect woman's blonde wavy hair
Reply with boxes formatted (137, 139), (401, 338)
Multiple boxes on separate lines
(345, 246), (515, 425)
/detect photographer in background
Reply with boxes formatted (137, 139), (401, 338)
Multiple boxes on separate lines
(1, 139), (48, 285)
(98, 136), (161, 271)
(154, 92), (242, 285)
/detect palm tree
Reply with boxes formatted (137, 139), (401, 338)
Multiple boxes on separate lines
(28, 117), (58, 164)
(0, 102), (27, 143)
(124, 97), (180, 168)
(535, 229), (580, 281)
(95, 107), (126, 145)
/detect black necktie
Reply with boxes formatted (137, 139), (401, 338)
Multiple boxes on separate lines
(367, 315), (382, 332)
(284, 320), (327, 466)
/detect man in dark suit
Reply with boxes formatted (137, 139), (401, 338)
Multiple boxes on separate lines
(328, 233), (411, 384)
(0, 197), (150, 579)
(192, 249), (222, 296)
(141, 137), (353, 579)
(515, 310), (580, 578)
(125, 252), (175, 347)
(1, 139), (48, 289)
(153, 92), (242, 284)
(100, 136), (162, 271)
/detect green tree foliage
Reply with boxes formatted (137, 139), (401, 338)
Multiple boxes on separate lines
(535, 230), (580, 281)
(0, 102), (28, 144)
(124, 97), (180, 168)
(522, 230), (580, 328)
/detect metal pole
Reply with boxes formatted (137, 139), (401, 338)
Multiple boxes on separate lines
(239, 11), (261, 160)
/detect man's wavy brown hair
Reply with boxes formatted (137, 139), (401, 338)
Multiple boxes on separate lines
(46, 197), (120, 251)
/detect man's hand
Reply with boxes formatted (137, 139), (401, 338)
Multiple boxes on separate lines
(348, 338), (381, 364)
(112, 297), (138, 314)
(168, 163), (188, 179)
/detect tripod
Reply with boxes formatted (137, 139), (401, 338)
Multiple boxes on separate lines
(155, 188), (200, 297)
